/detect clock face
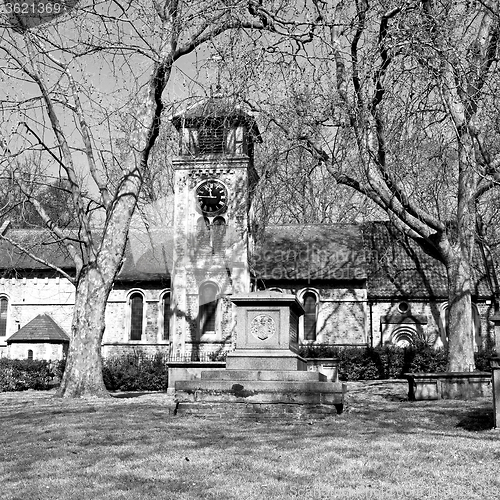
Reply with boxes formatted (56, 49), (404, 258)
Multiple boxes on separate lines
(196, 180), (228, 215)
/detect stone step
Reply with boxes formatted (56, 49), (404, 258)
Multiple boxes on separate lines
(175, 380), (346, 405)
(176, 401), (343, 419)
(176, 379), (344, 394)
(200, 369), (326, 382)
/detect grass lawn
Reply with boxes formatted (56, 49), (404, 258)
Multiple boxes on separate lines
(0, 381), (499, 500)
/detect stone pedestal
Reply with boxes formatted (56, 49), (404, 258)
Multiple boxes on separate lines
(225, 292), (306, 371)
(175, 292), (346, 418)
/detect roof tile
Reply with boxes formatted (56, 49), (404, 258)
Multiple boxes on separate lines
(7, 314), (70, 343)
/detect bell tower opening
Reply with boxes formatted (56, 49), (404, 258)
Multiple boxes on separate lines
(198, 121), (225, 154)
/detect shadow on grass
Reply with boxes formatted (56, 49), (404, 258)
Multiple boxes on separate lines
(382, 394), (408, 402)
(110, 392), (154, 399)
(455, 407), (494, 432)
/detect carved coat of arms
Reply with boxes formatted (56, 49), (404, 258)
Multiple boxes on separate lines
(250, 314), (276, 341)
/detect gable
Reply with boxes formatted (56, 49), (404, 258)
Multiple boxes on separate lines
(7, 314), (69, 344)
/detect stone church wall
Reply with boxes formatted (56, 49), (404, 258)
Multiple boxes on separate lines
(317, 285), (367, 345)
(370, 300), (440, 347)
(317, 301), (366, 344)
(257, 282), (368, 346)
(8, 342), (66, 361)
(102, 284), (170, 357)
(0, 276), (75, 358)
(2, 278), (493, 361)
(370, 299), (494, 349)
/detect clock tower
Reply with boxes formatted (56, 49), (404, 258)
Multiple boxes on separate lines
(170, 98), (261, 359)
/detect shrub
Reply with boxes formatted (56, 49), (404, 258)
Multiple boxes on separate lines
(299, 345), (340, 359)
(299, 342), (462, 381)
(5, 342), (493, 391)
(474, 345), (496, 372)
(0, 358), (56, 391)
(53, 358), (66, 380)
(376, 345), (408, 379)
(337, 347), (381, 381)
(103, 353), (168, 391)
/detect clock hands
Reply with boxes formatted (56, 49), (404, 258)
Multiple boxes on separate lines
(199, 185), (217, 199)
(196, 180), (227, 214)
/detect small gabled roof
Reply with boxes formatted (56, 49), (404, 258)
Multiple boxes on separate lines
(7, 314), (70, 344)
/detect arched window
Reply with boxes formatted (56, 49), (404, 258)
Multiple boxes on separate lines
(199, 282), (218, 336)
(303, 292), (317, 341)
(197, 217), (211, 250)
(472, 303), (481, 348)
(212, 217), (226, 252)
(129, 293), (144, 340)
(162, 292), (171, 341)
(0, 296), (7, 337)
(27, 349), (33, 360)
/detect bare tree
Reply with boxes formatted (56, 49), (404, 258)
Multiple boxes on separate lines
(249, 106), (384, 226)
(241, 0), (500, 370)
(0, 0), (280, 397)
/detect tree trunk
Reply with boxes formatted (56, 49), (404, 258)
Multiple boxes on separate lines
(56, 266), (112, 398)
(446, 248), (475, 372)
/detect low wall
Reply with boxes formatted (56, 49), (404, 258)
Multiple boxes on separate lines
(304, 357), (339, 382)
(405, 372), (491, 401)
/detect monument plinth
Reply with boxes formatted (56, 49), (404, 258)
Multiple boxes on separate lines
(225, 292), (306, 371)
(174, 292), (346, 418)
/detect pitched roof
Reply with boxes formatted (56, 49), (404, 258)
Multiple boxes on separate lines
(0, 228), (173, 281)
(250, 224), (366, 281)
(0, 223), (493, 299)
(7, 314), (70, 344)
(0, 229), (73, 270)
(118, 228), (173, 281)
(363, 222), (491, 299)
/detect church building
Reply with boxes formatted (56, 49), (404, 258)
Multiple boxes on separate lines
(0, 99), (494, 361)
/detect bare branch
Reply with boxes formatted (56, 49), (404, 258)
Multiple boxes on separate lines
(0, 232), (75, 284)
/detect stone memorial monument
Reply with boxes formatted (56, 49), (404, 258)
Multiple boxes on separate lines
(175, 291), (346, 418)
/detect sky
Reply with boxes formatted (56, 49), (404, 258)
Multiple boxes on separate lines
(0, 0), (228, 198)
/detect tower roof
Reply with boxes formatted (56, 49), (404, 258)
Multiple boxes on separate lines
(171, 97), (262, 142)
(7, 314), (70, 344)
